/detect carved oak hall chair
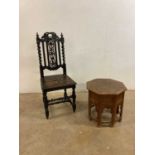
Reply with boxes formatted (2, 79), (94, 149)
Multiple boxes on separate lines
(36, 32), (76, 119)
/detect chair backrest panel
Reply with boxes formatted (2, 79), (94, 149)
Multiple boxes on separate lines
(36, 32), (66, 77)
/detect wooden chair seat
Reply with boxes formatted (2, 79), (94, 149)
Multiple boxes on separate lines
(42, 74), (76, 91)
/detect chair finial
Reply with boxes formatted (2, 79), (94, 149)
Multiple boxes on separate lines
(60, 33), (64, 42)
(61, 33), (63, 38)
(36, 32), (39, 39)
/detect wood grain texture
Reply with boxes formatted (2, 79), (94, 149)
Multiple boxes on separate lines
(87, 79), (127, 95)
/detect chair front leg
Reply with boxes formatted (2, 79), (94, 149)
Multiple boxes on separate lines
(43, 91), (49, 119)
(72, 86), (76, 112)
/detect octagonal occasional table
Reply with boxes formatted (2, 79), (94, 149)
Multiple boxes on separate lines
(87, 79), (127, 127)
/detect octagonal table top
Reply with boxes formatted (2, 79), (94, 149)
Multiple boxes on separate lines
(87, 79), (127, 95)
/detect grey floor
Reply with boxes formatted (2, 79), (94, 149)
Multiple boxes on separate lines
(20, 90), (134, 155)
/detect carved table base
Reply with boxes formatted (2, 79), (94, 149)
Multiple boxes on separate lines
(88, 91), (125, 127)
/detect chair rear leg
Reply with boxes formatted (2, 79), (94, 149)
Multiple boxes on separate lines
(72, 86), (76, 112)
(64, 88), (67, 99)
(43, 91), (49, 119)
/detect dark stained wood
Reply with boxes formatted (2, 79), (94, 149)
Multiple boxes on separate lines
(87, 79), (127, 127)
(57, 41), (62, 65)
(42, 41), (46, 66)
(45, 41), (50, 67)
(36, 32), (76, 119)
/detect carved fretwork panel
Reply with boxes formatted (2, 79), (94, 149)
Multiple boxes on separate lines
(37, 32), (66, 71)
(47, 40), (58, 69)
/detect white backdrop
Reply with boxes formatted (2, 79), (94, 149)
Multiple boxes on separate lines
(19, 0), (134, 93)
